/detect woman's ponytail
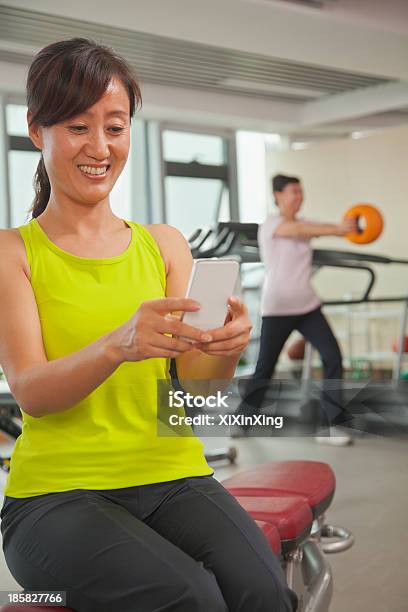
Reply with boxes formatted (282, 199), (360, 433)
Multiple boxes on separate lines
(31, 154), (50, 218)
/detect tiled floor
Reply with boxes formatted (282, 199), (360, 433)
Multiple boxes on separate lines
(0, 433), (407, 611)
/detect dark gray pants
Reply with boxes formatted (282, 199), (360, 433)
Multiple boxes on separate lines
(236, 307), (345, 425)
(1, 475), (298, 612)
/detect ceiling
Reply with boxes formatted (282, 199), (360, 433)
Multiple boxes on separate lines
(0, 5), (393, 105)
(0, 1), (407, 139)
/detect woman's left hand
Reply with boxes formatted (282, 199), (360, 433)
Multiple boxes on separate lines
(194, 296), (252, 357)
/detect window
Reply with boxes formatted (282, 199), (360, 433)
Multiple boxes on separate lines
(165, 177), (230, 237)
(9, 150), (41, 226)
(162, 129), (237, 237)
(162, 131), (225, 165)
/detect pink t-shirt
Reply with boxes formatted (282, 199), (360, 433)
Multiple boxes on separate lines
(258, 213), (321, 316)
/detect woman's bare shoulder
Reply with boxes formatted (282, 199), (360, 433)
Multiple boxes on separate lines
(143, 223), (183, 239)
(142, 223), (189, 275)
(0, 228), (31, 279)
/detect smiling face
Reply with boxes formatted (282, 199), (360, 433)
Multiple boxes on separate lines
(275, 181), (304, 217)
(28, 76), (131, 207)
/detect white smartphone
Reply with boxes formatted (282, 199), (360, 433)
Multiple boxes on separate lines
(180, 259), (240, 340)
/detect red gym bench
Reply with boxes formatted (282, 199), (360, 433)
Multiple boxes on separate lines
(223, 460), (355, 610)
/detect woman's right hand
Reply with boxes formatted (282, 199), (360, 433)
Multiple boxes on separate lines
(106, 298), (210, 364)
(337, 217), (358, 236)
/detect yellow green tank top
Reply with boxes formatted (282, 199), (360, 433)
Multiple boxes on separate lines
(4, 218), (213, 498)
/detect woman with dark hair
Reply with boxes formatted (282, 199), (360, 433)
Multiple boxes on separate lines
(234, 174), (357, 444)
(0, 40), (297, 612)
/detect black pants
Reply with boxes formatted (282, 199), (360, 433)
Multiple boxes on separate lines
(236, 307), (344, 424)
(1, 475), (297, 612)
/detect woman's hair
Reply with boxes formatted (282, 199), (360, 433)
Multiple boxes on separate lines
(272, 174), (300, 193)
(272, 174), (300, 206)
(27, 38), (142, 218)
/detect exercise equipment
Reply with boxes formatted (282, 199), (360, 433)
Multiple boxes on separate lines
(0, 460), (352, 612)
(0, 380), (22, 476)
(287, 336), (306, 361)
(343, 203), (383, 245)
(392, 335), (408, 354)
(304, 249), (408, 385)
(222, 460), (354, 611)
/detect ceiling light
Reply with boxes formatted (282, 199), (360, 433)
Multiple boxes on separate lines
(351, 131), (371, 139)
(264, 134), (282, 145)
(291, 142), (310, 150)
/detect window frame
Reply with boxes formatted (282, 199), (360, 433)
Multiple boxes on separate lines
(160, 122), (239, 225)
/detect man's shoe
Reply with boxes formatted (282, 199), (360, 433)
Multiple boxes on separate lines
(315, 426), (354, 446)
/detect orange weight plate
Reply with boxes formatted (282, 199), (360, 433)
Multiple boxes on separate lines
(344, 204), (384, 244)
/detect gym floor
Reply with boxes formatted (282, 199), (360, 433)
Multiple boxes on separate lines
(0, 434), (406, 612)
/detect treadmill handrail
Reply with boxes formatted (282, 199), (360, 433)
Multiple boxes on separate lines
(195, 226), (233, 258)
(188, 228), (203, 244)
(190, 228), (214, 257)
(313, 260), (376, 303)
(313, 248), (408, 266)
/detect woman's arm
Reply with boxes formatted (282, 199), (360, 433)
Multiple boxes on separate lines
(274, 217), (357, 239)
(0, 230), (125, 417)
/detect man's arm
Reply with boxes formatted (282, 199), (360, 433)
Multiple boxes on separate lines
(274, 217), (357, 239)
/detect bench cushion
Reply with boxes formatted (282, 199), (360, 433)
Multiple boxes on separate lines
(255, 520), (281, 555)
(223, 460), (335, 518)
(235, 495), (313, 554)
